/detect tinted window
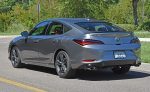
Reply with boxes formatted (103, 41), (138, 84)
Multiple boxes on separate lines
(76, 22), (125, 32)
(63, 25), (71, 33)
(46, 22), (71, 35)
(30, 22), (48, 36)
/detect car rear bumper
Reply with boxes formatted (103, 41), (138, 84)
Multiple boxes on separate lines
(77, 59), (141, 69)
(68, 42), (141, 69)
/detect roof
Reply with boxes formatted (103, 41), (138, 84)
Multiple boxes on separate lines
(47, 18), (102, 23)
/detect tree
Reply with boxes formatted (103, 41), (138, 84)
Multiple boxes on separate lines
(58, 0), (109, 19)
(105, 0), (133, 24)
(132, 0), (139, 26)
(145, 0), (150, 19)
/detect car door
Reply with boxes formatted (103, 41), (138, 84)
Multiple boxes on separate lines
(21, 21), (48, 63)
(37, 22), (67, 64)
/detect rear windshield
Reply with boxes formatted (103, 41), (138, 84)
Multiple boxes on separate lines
(75, 22), (125, 32)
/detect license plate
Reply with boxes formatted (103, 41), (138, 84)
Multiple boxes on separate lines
(114, 51), (126, 59)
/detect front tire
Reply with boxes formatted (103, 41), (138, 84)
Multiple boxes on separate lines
(112, 65), (130, 74)
(55, 51), (76, 78)
(10, 47), (23, 68)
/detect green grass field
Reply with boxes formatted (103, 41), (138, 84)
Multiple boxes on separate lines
(134, 31), (150, 38)
(141, 42), (150, 63)
(0, 32), (20, 35)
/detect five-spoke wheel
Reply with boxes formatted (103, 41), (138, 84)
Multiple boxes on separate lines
(55, 51), (75, 78)
(10, 47), (23, 68)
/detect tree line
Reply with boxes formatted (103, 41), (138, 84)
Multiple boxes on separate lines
(0, 0), (150, 33)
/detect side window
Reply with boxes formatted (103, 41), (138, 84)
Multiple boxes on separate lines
(30, 22), (48, 36)
(46, 22), (71, 35)
(95, 24), (108, 32)
(63, 25), (71, 33)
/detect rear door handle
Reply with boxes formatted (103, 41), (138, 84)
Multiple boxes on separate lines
(33, 40), (40, 43)
(52, 39), (59, 43)
(52, 40), (56, 43)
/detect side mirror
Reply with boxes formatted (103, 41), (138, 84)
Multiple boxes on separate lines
(21, 31), (29, 37)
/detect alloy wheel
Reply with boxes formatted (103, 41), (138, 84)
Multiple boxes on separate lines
(10, 47), (22, 68)
(55, 52), (68, 74)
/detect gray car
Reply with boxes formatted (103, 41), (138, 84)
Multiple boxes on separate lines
(8, 18), (141, 78)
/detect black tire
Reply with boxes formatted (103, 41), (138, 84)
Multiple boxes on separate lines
(112, 65), (130, 74)
(10, 46), (23, 68)
(55, 51), (76, 78)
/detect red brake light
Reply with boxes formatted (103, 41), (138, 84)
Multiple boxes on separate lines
(82, 59), (96, 63)
(73, 39), (104, 46)
(130, 38), (140, 44)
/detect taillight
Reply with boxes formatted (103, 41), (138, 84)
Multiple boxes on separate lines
(73, 39), (104, 46)
(130, 38), (140, 44)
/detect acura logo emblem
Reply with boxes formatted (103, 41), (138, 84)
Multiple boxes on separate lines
(115, 37), (120, 42)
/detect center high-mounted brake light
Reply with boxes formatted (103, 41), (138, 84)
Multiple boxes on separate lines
(73, 39), (104, 46)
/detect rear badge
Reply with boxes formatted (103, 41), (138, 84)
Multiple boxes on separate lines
(115, 37), (120, 42)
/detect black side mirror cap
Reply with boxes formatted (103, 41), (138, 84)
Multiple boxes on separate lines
(21, 31), (29, 37)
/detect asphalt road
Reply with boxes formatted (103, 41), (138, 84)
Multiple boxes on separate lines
(0, 38), (150, 92)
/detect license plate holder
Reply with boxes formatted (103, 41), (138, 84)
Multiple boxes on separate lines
(114, 51), (126, 59)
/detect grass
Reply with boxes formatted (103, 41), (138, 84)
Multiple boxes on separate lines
(0, 32), (20, 35)
(141, 42), (150, 63)
(134, 31), (150, 38)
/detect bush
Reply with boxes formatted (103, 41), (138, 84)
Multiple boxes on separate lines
(140, 21), (150, 31)
(116, 24), (136, 32)
(0, 20), (3, 32)
(6, 23), (28, 34)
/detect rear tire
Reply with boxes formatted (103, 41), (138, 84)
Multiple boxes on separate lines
(112, 65), (130, 74)
(10, 47), (23, 68)
(55, 51), (76, 78)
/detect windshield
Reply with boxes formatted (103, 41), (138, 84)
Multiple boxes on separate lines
(76, 22), (125, 32)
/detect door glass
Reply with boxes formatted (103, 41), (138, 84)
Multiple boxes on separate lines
(30, 22), (48, 36)
(49, 24), (63, 35)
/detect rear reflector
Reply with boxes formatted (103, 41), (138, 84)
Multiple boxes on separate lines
(82, 59), (95, 62)
(73, 39), (104, 46)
